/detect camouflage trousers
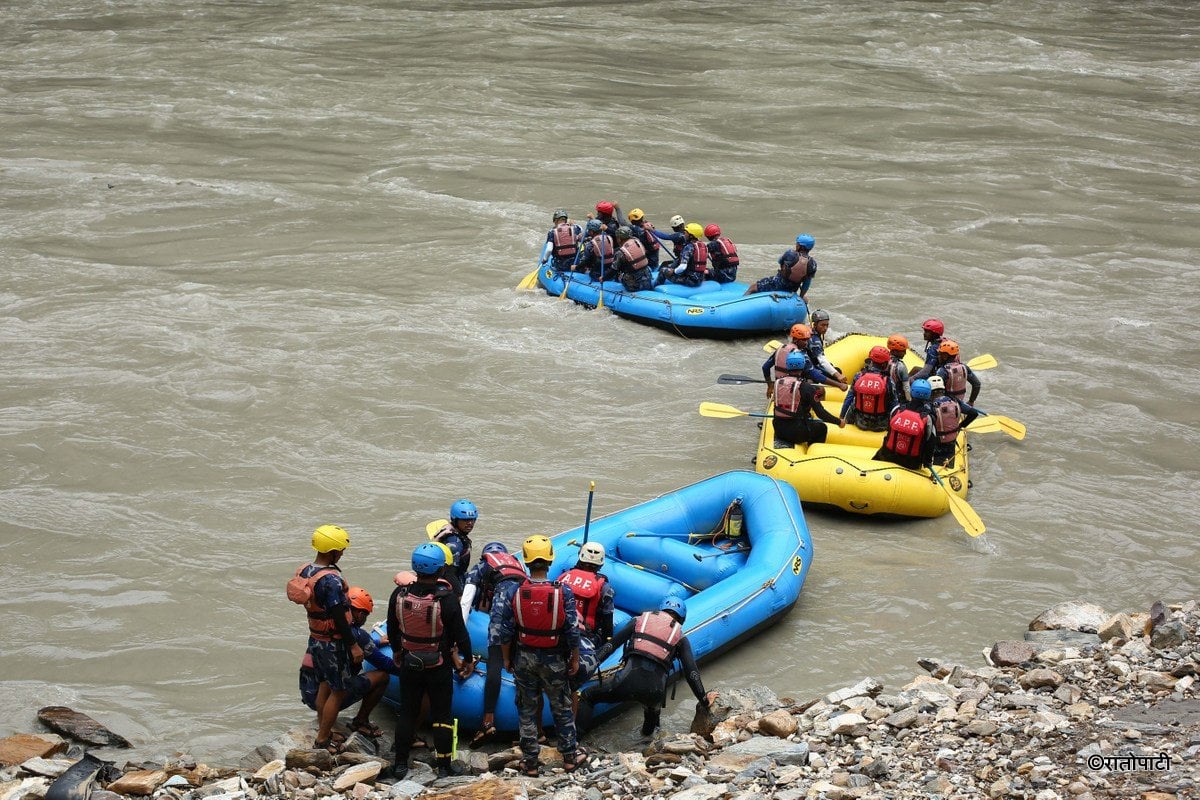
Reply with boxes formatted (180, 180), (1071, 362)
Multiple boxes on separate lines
(514, 648), (577, 760)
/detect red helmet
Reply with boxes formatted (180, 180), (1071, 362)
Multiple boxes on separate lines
(703, 224), (721, 238)
(922, 318), (945, 336)
(868, 346), (890, 365)
(938, 339), (960, 356)
(347, 586), (373, 615)
(790, 323), (812, 341)
(595, 201), (614, 216)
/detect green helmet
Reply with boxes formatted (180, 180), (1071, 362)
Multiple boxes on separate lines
(552, 209), (568, 222)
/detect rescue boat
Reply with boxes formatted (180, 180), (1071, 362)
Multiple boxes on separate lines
(519, 254), (809, 340)
(754, 333), (971, 518)
(375, 470), (812, 733)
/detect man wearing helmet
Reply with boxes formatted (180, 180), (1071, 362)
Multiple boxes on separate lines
(299, 587), (400, 740)
(288, 525), (363, 753)
(492, 536), (586, 776)
(910, 318), (946, 381)
(772, 351), (846, 448)
(656, 223), (708, 287)
(839, 346), (900, 433)
(703, 224), (739, 284)
(580, 596), (716, 739)
(745, 234), (818, 300)
(874, 379), (937, 470)
(933, 339), (981, 405)
(762, 324), (849, 395)
(430, 499), (478, 594)
(385, 543), (474, 781)
(651, 214), (689, 265)
(927, 375), (979, 467)
(575, 219), (615, 282)
(590, 200), (623, 239)
(806, 309), (847, 384)
(886, 334), (913, 403)
(544, 209), (582, 273)
(613, 226), (655, 292)
(625, 208), (662, 271)
(559, 542), (616, 692)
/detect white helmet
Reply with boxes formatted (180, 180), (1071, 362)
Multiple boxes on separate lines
(578, 541), (606, 567)
(927, 375), (945, 392)
(669, 214), (686, 228)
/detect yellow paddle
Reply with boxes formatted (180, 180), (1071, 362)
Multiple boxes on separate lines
(426, 519), (449, 540)
(967, 354), (997, 370)
(516, 270), (540, 290)
(928, 469), (985, 537)
(967, 417), (1002, 434)
(699, 401), (773, 420)
(977, 411), (1026, 440)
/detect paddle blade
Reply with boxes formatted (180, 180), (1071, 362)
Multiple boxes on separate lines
(947, 493), (986, 537)
(763, 339), (784, 353)
(596, 289), (605, 309)
(698, 402), (750, 419)
(967, 354), (998, 370)
(516, 270), (540, 290)
(717, 374), (768, 385)
(426, 519), (449, 540)
(967, 417), (1002, 433)
(995, 415), (1027, 440)
(558, 279), (570, 300)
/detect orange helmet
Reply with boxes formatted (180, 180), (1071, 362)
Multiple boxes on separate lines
(868, 346), (890, 365)
(938, 339), (960, 356)
(347, 586), (373, 615)
(790, 323), (812, 341)
(886, 334), (908, 352)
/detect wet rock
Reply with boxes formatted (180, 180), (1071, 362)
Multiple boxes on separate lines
(1151, 621), (1186, 651)
(485, 748), (520, 772)
(36, 709), (130, 750)
(332, 762), (380, 790)
(828, 713), (869, 737)
(0, 736), (68, 768)
(714, 737), (809, 767)
(1023, 630), (1102, 648)
(757, 710), (797, 740)
(250, 761), (284, 783)
(1029, 602), (1109, 634)
(824, 678), (883, 705)
(1020, 669), (1065, 690)
(17, 759), (75, 779)
(241, 725), (315, 769)
(284, 749), (334, 772)
(1098, 613), (1137, 643)
(105, 770), (167, 796)
(882, 708), (919, 729)
(1, 777), (50, 800)
(422, 777), (521, 800)
(384, 780), (425, 799)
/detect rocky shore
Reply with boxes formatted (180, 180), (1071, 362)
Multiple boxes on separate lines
(3, 600), (1197, 800)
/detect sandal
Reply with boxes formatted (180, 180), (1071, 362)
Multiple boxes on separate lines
(313, 738), (345, 755)
(519, 758), (539, 777)
(469, 723), (497, 748)
(351, 720), (384, 738)
(562, 748), (589, 774)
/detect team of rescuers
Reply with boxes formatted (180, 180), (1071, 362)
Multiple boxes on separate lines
(546, 202), (816, 296)
(291, 509), (717, 780)
(764, 314), (982, 469)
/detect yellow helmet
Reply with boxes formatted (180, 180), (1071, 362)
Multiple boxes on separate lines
(312, 524), (350, 553)
(434, 542), (455, 565)
(685, 223), (704, 239)
(522, 535), (554, 564)
(628, 208), (645, 222)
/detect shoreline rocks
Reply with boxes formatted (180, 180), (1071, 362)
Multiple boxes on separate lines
(1, 598), (1196, 800)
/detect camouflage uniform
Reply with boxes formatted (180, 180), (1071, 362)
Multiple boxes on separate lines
(492, 580), (582, 761)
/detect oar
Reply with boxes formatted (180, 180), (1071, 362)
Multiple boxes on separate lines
(517, 242), (551, 290)
(596, 242), (607, 310)
(763, 339), (784, 353)
(692, 547), (746, 562)
(426, 519), (449, 540)
(966, 417), (1002, 434)
(976, 410), (1026, 440)
(699, 401), (773, 420)
(559, 236), (587, 301)
(928, 469), (985, 538)
(718, 373), (769, 385)
(966, 354), (997, 370)
(582, 480), (596, 545)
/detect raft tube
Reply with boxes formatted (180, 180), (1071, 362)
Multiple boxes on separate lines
(376, 471), (812, 733)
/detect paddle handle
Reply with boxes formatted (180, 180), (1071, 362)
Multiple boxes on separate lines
(582, 480), (596, 544)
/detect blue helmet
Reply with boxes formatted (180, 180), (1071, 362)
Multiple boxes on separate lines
(911, 378), (932, 400)
(785, 350), (810, 372)
(450, 499), (478, 521)
(481, 541), (508, 557)
(412, 542), (447, 575)
(795, 234), (815, 250)
(660, 596), (687, 622)
(585, 219), (603, 234)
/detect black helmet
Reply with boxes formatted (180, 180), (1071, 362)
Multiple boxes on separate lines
(616, 225), (633, 239)
(811, 309), (830, 324)
(552, 208), (568, 221)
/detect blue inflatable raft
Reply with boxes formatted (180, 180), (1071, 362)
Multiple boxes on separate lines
(520, 255), (809, 340)
(375, 471), (812, 733)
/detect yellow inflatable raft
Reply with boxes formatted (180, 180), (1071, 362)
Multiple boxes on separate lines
(754, 333), (970, 518)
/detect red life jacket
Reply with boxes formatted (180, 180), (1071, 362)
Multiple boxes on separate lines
(773, 343), (800, 378)
(288, 564), (349, 641)
(783, 252), (812, 283)
(638, 222), (661, 254)
(773, 376), (805, 419)
(589, 234), (614, 261)
(941, 361), (968, 399)
(629, 611), (683, 669)
(551, 223), (578, 259)
(884, 408), (928, 457)
(618, 238), (648, 272)
(477, 552), (526, 611)
(394, 581), (452, 665)
(710, 237), (739, 268)
(853, 371), (888, 415)
(931, 399), (962, 444)
(686, 241), (708, 276)
(560, 568), (608, 632)
(514, 581), (567, 649)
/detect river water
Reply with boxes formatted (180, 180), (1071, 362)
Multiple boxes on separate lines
(2, 0), (1198, 761)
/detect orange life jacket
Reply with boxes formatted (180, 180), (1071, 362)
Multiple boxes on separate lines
(629, 610), (683, 669)
(287, 564), (349, 641)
